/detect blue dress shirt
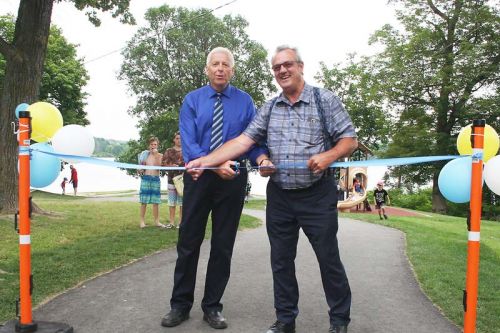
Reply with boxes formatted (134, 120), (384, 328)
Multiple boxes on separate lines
(180, 84), (266, 164)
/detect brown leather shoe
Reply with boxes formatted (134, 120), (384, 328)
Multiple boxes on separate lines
(203, 310), (228, 329)
(266, 320), (296, 333)
(160, 308), (189, 327)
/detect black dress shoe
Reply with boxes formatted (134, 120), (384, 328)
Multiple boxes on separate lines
(161, 308), (189, 327)
(203, 310), (228, 329)
(266, 320), (296, 333)
(329, 324), (348, 333)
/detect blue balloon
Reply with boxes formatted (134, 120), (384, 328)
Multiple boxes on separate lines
(30, 143), (61, 188)
(15, 103), (30, 119)
(438, 157), (476, 203)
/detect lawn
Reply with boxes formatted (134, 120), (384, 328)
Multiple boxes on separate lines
(343, 211), (500, 333)
(0, 191), (261, 323)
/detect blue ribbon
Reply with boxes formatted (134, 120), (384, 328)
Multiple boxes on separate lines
(32, 149), (466, 171)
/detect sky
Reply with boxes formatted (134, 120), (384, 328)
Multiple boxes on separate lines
(1, 0), (399, 141)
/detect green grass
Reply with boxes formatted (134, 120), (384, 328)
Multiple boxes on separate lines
(342, 211), (500, 333)
(0, 192), (261, 323)
(243, 199), (267, 210)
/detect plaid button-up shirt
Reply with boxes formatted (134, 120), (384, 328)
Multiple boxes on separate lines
(244, 83), (356, 189)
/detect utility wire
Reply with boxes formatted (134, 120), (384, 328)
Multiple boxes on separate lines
(84, 0), (238, 64)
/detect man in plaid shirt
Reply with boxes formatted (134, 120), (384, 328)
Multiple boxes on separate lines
(187, 45), (357, 333)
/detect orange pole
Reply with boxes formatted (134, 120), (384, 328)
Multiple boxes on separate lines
(17, 111), (37, 331)
(463, 119), (485, 333)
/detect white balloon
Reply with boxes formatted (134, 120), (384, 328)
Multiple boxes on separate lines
(51, 125), (95, 163)
(484, 155), (500, 195)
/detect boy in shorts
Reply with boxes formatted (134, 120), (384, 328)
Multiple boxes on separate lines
(374, 181), (390, 220)
(139, 136), (166, 229)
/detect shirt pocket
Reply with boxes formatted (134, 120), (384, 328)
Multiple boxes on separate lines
(300, 116), (323, 146)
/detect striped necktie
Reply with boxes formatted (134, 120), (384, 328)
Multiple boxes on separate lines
(210, 93), (224, 151)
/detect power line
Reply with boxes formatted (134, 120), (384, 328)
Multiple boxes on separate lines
(84, 0), (238, 65)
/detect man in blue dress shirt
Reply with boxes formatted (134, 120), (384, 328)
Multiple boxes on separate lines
(161, 47), (266, 330)
(186, 45), (358, 333)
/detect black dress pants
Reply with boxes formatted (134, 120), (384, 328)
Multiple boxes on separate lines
(266, 177), (351, 326)
(170, 169), (247, 313)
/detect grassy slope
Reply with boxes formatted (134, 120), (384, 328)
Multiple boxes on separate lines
(343, 211), (499, 333)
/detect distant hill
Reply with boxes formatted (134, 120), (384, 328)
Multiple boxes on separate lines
(93, 137), (129, 158)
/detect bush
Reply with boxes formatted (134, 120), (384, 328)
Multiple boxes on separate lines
(388, 188), (433, 212)
(385, 187), (499, 221)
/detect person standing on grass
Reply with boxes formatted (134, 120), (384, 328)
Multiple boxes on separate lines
(161, 47), (267, 330)
(138, 136), (167, 229)
(374, 181), (390, 220)
(69, 165), (78, 196)
(186, 45), (357, 333)
(162, 131), (184, 229)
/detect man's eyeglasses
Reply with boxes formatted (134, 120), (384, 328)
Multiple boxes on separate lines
(272, 61), (298, 72)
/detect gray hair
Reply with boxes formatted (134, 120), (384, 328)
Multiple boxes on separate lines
(206, 47), (235, 67)
(271, 45), (303, 64)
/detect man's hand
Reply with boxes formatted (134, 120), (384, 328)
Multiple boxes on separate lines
(186, 159), (204, 181)
(258, 159), (276, 177)
(307, 152), (334, 175)
(213, 161), (238, 180)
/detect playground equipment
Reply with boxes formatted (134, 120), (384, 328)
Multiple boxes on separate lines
(337, 142), (372, 211)
(337, 166), (368, 211)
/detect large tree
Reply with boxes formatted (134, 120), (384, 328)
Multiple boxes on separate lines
(1, 15), (90, 126)
(117, 5), (276, 167)
(0, 0), (134, 213)
(370, 0), (499, 211)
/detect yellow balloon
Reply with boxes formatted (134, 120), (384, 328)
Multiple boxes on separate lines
(457, 124), (500, 162)
(28, 102), (63, 143)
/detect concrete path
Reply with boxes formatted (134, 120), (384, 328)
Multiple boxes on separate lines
(22, 209), (459, 333)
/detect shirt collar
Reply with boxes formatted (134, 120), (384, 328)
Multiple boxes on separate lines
(276, 82), (313, 105)
(208, 84), (232, 99)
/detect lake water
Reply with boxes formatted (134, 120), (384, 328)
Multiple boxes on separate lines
(39, 159), (269, 196)
(39, 158), (387, 196)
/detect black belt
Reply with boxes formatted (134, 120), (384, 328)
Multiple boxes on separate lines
(280, 175), (333, 193)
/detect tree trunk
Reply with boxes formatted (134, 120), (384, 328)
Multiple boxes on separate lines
(0, 0), (54, 213)
(432, 171), (447, 213)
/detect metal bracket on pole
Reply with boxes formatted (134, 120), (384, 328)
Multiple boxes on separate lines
(14, 211), (19, 233)
(463, 290), (467, 312)
(466, 210), (471, 231)
(29, 197), (32, 218)
(15, 299), (19, 319)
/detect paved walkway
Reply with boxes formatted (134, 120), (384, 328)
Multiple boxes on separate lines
(12, 209), (460, 333)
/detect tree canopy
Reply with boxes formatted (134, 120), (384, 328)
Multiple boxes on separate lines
(319, 0), (499, 211)
(0, 15), (90, 125)
(117, 5), (276, 168)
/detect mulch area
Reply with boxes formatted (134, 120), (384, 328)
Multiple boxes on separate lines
(346, 206), (430, 217)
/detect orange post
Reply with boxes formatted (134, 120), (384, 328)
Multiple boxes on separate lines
(463, 119), (485, 333)
(16, 111), (38, 332)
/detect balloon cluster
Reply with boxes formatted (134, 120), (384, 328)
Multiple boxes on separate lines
(15, 102), (95, 188)
(438, 124), (500, 203)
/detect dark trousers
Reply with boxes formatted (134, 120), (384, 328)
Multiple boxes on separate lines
(266, 177), (351, 326)
(170, 170), (247, 313)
